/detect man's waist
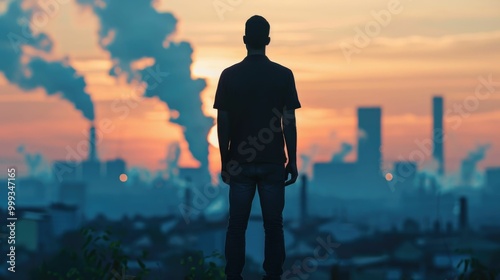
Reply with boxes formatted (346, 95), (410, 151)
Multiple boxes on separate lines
(228, 150), (287, 163)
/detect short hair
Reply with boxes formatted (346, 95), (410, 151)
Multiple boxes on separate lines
(245, 15), (270, 49)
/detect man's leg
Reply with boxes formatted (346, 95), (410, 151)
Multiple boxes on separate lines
(257, 163), (286, 280)
(225, 164), (257, 280)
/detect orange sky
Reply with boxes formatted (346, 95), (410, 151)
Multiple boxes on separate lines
(1, 0), (499, 179)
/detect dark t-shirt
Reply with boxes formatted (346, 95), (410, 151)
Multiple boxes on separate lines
(213, 54), (301, 164)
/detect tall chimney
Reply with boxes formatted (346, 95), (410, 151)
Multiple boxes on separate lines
(89, 124), (98, 162)
(458, 196), (468, 231)
(300, 174), (308, 224)
(432, 96), (444, 175)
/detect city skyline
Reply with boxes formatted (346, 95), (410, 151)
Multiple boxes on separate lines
(2, 1), (500, 279)
(1, 0), (499, 179)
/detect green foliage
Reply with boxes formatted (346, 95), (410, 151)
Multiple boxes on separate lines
(180, 250), (225, 280)
(34, 226), (150, 280)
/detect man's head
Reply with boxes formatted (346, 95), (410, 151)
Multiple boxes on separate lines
(243, 15), (270, 50)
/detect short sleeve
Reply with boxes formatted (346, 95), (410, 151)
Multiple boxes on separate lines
(213, 69), (229, 110)
(285, 70), (301, 110)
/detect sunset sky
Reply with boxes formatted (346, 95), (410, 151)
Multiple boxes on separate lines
(1, 0), (499, 181)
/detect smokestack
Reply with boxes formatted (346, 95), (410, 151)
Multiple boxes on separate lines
(89, 125), (98, 162)
(300, 174), (308, 224)
(458, 196), (468, 231)
(432, 96), (444, 175)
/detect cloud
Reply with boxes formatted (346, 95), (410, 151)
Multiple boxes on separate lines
(308, 31), (500, 62)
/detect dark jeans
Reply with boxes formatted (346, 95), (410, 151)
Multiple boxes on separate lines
(225, 162), (286, 280)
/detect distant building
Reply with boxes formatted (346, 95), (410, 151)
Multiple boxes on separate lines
(393, 161), (417, 190)
(52, 160), (82, 182)
(480, 167), (500, 218)
(17, 207), (53, 254)
(81, 160), (103, 181)
(312, 107), (386, 199)
(49, 203), (82, 237)
(17, 218), (39, 251)
(432, 96), (445, 176)
(105, 158), (126, 183)
(486, 167), (500, 191)
(52, 125), (127, 194)
(59, 181), (86, 214)
(357, 107), (382, 174)
(17, 178), (46, 207)
(313, 162), (360, 197)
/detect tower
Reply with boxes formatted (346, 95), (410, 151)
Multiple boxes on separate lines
(357, 107), (382, 173)
(432, 96), (444, 175)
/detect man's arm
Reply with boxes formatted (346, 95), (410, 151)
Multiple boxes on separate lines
(217, 110), (231, 183)
(283, 109), (298, 186)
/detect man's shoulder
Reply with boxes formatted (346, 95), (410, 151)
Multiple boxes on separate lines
(221, 64), (236, 73)
(268, 59), (293, 73)
(221, 58), (293, 76)
(220, 62), (242, 78)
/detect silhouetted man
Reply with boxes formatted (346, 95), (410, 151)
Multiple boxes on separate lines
(213, 15), (301, 280)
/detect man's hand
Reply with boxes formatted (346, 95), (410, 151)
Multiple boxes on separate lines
(284, 161), (298, 186)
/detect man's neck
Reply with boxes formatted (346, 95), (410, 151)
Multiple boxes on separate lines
(247, 48), (266, 56)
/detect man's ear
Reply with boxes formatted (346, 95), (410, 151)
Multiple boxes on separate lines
(266, 37), (271, 45)
(243, 35), (247, 45)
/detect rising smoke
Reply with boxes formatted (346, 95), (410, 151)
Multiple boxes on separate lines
(0, 1), (95, 121)
(75, 0), (213, 170)
(17, 144), (49, 177)
(460, 144), (491, 186)
(332, 142), (354, 162)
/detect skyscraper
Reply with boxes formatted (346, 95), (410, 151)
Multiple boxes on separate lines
(433, 96), (444, 175)
(357, 107), (382, 173)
